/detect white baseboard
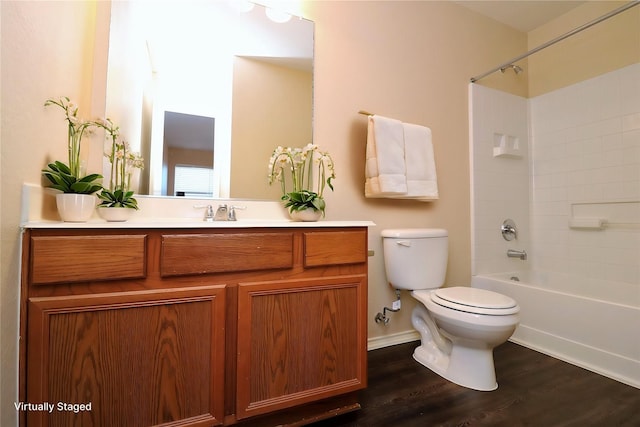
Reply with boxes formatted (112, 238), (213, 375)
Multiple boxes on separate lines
(367, 330), (420, 351)
(367, 326), (639, 390)
(510, 325), (640, 389)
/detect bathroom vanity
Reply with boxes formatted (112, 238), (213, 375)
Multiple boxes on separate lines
(19, 220), (371, 426)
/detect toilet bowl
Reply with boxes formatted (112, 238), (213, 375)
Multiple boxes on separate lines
(412, 287), (519, 391)
(381, 229), (520, 391)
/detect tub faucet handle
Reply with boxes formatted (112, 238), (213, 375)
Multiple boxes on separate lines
(501, 219), (517, 241)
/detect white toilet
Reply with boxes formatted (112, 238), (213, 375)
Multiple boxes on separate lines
(381, 228), (520, 391)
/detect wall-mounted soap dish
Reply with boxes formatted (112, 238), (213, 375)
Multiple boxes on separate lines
(493, 133), (521, 158)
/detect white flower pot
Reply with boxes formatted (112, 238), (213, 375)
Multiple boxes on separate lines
(289, 208), (322, 222)
(55, 193), (97, 222)
(97, 206), (135, 222)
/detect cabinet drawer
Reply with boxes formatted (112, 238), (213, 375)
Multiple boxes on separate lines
(303, 231), (367, 267)
(161, 233), (294, 277)
(30, 235), (147, 285)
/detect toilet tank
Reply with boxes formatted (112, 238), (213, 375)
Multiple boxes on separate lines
(381, 228), (448, 290)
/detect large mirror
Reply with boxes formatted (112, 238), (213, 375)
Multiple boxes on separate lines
(104, 0), (314, 200)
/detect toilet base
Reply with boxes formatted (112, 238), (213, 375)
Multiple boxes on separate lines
(413, 343), (498, 391)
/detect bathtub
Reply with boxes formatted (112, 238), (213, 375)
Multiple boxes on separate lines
(472, 272), (640, 389)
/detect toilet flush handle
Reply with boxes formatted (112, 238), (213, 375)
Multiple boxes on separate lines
(396, 240), (412, 247)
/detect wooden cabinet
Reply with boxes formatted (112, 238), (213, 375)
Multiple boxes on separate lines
(20, 226), (368, 426)
(26, 286), (226, 427)
(236, 275), (366, 420)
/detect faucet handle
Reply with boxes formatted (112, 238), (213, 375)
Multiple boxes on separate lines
(193, 204), (215, 221)
(229, 205), (246, 221)
(501, 219), (517, 241)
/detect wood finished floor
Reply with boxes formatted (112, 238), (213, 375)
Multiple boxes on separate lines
(310, 341), (640, 427)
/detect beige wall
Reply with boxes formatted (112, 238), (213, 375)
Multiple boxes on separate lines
(528, 1), (640, 97)
(231, 58), (313, 199)
(0, 1), (529, 424)
(1, 2), (102, 425)
(303, 0), (527, 347)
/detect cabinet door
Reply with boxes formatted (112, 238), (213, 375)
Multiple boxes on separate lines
(236, 275), (367, 419)
(26, 286), (225, 427)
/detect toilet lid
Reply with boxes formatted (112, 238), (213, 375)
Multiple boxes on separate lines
(431, 287), (519, 315)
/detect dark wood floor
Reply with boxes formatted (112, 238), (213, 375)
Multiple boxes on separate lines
(310, 341), (640, 427)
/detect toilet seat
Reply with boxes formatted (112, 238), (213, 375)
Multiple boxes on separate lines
(418, 287), (519, 315)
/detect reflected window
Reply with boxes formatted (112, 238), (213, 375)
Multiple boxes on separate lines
(174, 165), (214, 197)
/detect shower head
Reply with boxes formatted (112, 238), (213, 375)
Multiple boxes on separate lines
(500, 64), (523, 75)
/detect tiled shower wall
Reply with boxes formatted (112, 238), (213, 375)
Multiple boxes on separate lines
(469, 84), (530, 274)
(529, 63), (640, 289)
(471, 63), (640, 294)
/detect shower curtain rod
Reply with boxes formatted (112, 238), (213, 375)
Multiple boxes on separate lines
(469, 0), (640, 83)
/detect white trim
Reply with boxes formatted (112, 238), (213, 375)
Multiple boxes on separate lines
(367, 330), (420, 351)
(509, 326), (640, 389)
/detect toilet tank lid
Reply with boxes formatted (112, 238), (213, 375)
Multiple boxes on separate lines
(381, 228), (448, 238)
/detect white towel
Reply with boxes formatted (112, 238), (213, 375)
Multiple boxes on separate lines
(365, 115), (407, 197)
(397, 122), (438, 200)
(364, 116), (439, 201)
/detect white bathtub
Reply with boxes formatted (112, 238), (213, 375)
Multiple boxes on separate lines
(472, 272), (640, 389)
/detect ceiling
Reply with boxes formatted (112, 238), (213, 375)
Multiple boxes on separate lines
(455, 1), (587, 32)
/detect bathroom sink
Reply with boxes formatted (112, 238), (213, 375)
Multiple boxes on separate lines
(121, 217), (375, 228)
(126, 217), (293, 227)
(20, 184), (375, 229)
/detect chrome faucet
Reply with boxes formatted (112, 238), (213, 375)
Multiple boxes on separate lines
(507, 249), (527, 260)
(195, 204), (222, 222)
(195, 204), (245, 221)
(214, 204), (228, 221)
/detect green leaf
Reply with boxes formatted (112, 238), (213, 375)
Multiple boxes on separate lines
(326, 177), (334, 192)
(122, 198), (139, 209)
(70, 181), (96, 194)
(283, 190), (324, 214)
(311, 197), (325, 211)
(42, 161), (102, 194)
(78, 173), (103, 183)
(97, 188), (139, 209)
(52, 161), (72, 175)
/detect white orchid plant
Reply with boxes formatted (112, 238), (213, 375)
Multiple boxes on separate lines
(92, 118), (143, 209)
(41, 97), (103, 194)
(268, 143), (335, 215)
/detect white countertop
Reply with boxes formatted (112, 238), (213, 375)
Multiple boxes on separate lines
(20, 184), (375, 229)
(22, 219), (375, 229)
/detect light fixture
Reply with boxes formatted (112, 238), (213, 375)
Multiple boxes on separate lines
(230, 0), (255, 13)
(265, 6), (292, 23)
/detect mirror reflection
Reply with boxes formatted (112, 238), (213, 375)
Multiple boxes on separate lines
(105, 0), (314, 199)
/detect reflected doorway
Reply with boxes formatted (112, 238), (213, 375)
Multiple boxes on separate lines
(162, 111), (215, 196)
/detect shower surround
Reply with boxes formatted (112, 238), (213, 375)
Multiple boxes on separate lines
(469, 63), (640, 387)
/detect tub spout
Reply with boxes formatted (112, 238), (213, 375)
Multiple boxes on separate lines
(507, 249), (527, 260)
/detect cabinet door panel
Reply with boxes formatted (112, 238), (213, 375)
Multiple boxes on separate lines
(27, 286), (225, 427)
(236, 276), (367, 419)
